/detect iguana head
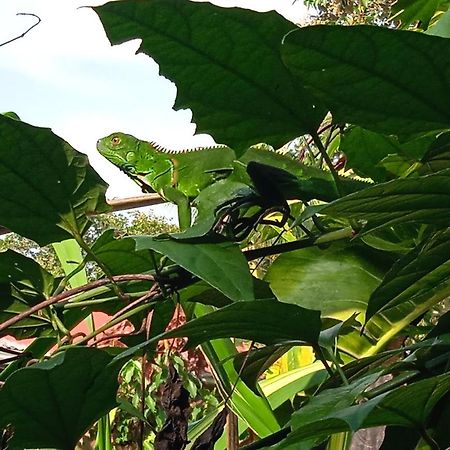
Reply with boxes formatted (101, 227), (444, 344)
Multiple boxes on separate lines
(96, 132), (142, 172)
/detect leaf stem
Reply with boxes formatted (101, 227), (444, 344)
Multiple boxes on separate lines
(0, 274), (155, 335)
(74, 234), (126, 300)
(311, 131), (344, 197)
(420, 427), (440, 450)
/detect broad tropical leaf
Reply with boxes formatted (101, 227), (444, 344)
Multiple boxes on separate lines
(365, 228), (450, 323)
(0, 347), (121, 450)
(0, 115), (109, 246)
(323, 169), (450, 233)
(266, 245), (384, 320)
(277, 373), (450, 447)
(168, 299), (321, 348)
(282, 25), (450, 138)
(133, 236), (254, 301)
(94, 0), (325, 150)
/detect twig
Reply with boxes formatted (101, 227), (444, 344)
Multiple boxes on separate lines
(74, 286), (160, 346)
(244, 237), (316, 260)
(311, 131), (344, 197)
(0, 13), (41, 48)
(239, 428), (290, 450)
(0, 274), (155, 335)
(0, 194), (164, 237)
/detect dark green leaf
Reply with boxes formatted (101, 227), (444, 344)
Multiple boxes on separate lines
(0, 251), (56, 339)
(323, 169), (450, 233)
(115, 300), (321, 361)
(0, 300), (52, 340)
(133, 236), (254, 301)
(340, 127), (398, 181)
(420, 131), (450, 173)
(0, 347), (121, 450)
(365, 228), (450, 324)
(180, 281), (232, 308)
(0, 250), (55, 308)
(94, 0), (325, 150)
(278, 373), (450, 446)
(166, 299), (321, 348)
(282, 26), (450, 138)
(0, 116), (109, 246)
(91, 230), (156, 275)
(233, 345), (291, 394)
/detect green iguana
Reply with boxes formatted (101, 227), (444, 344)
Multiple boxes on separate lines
(97, 132), (369, 234)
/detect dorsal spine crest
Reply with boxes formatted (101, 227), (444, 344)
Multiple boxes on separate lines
(149, 141), (228, 155)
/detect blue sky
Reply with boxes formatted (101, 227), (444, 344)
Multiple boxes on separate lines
(0, 0), (307, 216)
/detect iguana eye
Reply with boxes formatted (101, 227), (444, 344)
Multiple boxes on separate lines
(111, 136), (121, 145)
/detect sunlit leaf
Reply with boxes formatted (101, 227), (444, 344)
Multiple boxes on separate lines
(266, 245), (384, 320)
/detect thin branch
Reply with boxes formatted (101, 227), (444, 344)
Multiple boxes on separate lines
(311, 131), (344, 197)
(239, 428), (290, 450)
(0, 274), (155, 335)
(0, 13), (41, 48)
(0, 193), (164, 237)
(105, 193), (163, 212)
(244, 237), (316, 260)
(75, 286), (160, 346)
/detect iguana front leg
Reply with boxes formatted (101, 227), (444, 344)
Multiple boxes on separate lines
(162, 186), (191, 230)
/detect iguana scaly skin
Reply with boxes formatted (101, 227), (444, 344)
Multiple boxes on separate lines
(97, 132), (370, 231)
(97, 132), (235, 229)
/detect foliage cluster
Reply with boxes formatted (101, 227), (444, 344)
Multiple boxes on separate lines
(1, 1), (450, 449)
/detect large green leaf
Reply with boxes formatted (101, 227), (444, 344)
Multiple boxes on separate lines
(165, 299), (321, 348)
(282, 25), (450, 138)
(0, 116), (109, 246)
(91, 230), (156, 275)
(366, 228), (450, 323)
(340, 127), (400, 181)
(0, 347), (121, 450)
(323, 169), (450, 233)
(94, 0), (325, 150)
(266, 246), (384, 320)
(114, 299), (321, 362)
(277, 373), (450, 447)
(133, 236), (254, 302)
